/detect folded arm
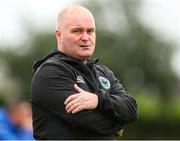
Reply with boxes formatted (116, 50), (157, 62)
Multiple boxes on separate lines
(31, 62), (121, 134)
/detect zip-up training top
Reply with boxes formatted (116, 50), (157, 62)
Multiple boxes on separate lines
(31, 49), (137, 140)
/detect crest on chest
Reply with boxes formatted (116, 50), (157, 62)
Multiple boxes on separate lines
(98, 76), (110, 89)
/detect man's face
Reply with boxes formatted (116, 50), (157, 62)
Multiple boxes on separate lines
(56, 11), (96, 61)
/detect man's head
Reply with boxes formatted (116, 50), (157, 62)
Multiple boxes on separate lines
(56, 5), (96, 62)
(6, 100), (32, 129)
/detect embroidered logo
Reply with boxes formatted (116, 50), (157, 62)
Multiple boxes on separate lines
(99, 76), (110, 89)
(76, 76), (85, 84)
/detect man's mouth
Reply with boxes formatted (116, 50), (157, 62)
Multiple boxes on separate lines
(80, 45), (89, 47)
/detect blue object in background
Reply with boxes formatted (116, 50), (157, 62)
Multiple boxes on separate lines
(0, 107), (34, 140)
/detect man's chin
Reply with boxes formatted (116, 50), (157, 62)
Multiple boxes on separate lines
(83, 53), (93, 58)
(78, 54), (92, 61)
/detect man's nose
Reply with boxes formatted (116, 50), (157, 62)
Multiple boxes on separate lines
(81, 32), (89, 41)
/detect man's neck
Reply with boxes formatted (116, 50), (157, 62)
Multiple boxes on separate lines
(82, 60), (88, 64)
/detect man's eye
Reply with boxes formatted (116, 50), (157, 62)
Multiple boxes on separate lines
(87, 29), (95, 34)
(72, 29), (81, 33)
(74, 30), (80, 32)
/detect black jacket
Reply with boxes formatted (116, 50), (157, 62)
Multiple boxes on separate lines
(31, 49), (137, 140)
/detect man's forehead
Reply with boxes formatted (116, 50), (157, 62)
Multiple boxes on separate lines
(64, 16), (95, 27)
(56, 5), (95, 30)
(70, 26), (95, 30)
(67, 12), (94, 21)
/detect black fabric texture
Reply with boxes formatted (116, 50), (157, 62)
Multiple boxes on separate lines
(31, 49), (137, 140)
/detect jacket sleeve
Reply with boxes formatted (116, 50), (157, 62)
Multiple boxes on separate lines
(31, 61), (121, 135)
(96, 65), (138, 123)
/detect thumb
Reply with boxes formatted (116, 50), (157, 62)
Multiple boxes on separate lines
(74, 84), (84, 93)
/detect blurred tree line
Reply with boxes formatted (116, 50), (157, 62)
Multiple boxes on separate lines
(0, 0), (180, 139)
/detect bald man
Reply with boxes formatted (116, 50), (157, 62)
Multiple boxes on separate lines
(31, 5), (137, 140)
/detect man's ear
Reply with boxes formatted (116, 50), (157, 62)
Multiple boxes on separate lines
(55, 31), (62, 43)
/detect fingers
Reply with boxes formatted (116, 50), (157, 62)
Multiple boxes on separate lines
(64, 84), (85, 114)
(65, 95), (81, 112)
(64, 94), (78, 105)
(74, 84), (84, 93)
(66, 102), (86, 114)
(64, 84), (83, 105)
(64, 84), (97, 114)
(65, 94), (86, 114)
(71, 105), (86, 114)
(66, 102), (79, 113)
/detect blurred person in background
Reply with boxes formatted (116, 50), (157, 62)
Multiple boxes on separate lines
(31, 5), (137, 140)
(0, 100), (34, 140)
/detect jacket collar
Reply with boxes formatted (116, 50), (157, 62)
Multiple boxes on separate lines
(32, 48), (99, 73)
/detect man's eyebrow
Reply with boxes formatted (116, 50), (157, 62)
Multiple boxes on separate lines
(89, 27), (96, 30)
(70, 27), (96, 32)
(70, 26), (95, 28)
(71, 27), (83, 31)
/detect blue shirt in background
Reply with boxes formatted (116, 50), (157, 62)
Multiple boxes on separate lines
(0, 107), (34, 140)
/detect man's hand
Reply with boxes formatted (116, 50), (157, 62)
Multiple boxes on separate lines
(64, 84), (98, 114)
